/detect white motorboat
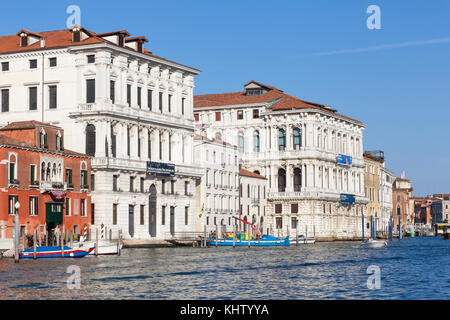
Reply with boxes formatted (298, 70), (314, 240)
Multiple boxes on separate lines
(363, 239), (387, 249)
(76, 240), (123, 256)
(291, 235), (316, 244)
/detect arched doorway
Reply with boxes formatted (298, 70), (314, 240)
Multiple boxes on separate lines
(278, 168), (286, 192)
(149, 184), (157, 237)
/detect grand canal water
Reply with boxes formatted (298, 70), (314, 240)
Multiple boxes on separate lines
(0, 237), (448, 300)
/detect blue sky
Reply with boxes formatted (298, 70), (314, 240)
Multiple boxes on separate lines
(1, 0), (449, 196)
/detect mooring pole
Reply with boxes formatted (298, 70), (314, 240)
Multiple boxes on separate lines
(95, 228), (99, 256)
(399, 217), (402, 240)
(14, 214), (19, 263)
(61, 229), (64, 258)
(33, 230), (37, 260)
(296, 222), (298, 246)
(233, 223), (236, 248)
(215, 224), (218, 247)
(362, 215), (365, 243)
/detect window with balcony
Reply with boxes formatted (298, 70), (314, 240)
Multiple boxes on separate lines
(127, 84), (132, 106)
(278, 169), (286, 192)
(85, 124), (96, 156)
(294, 168), (302, 191)
(110, 80), (115, 104)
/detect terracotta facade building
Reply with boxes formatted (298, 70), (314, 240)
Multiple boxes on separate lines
(0, 121), (92, 240)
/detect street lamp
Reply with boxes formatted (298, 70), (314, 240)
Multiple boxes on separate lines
(14, 201), (20, 263)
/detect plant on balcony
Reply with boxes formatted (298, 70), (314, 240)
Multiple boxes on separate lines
(67, 183), (74, 189)
(9, 179), (19, 185)
(43, 144), (49, 149)
(52, 182), (64, 189)
(82, 184), (90, 189)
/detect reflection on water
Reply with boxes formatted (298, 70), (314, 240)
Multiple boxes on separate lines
(0, 237), (448, 300)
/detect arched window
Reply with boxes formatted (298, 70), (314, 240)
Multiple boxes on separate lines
(40, 129), (47, 148)
(278, 168), (286, 192)
(41, 162), (46, 182)
(293, 127), (301, 150)
(278, 129), (286, 151)
(238, 131), (245, 154)
(86, 124), (96, 156)
(294, 168), (302, 191)
(254, 130), (260, 152)
(397, 205), (401, 216)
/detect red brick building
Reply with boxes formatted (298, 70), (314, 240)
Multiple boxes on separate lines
(0, 121), (92, 240)
(392, 177), (414, 232)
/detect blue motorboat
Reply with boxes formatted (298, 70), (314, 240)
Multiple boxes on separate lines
(19, 246), (93, 259)
(208, 234), (290, 247)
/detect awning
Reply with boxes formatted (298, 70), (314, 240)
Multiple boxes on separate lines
(49, 190), (67, 202)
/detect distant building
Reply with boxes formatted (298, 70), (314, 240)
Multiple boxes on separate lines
(0, 121), (92, 240)
(392, 177), (414, 231)
(239, 169), (268, 235)
(194, 80), (368, 241)
(429, 194), (450, 225)
(194, 134), (240, 235)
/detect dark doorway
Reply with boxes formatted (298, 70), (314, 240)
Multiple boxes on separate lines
(149, 185), (157, 237)
(129, 205), (135, 238)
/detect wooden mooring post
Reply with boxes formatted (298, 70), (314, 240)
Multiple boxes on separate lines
(14, 214), (19, 263)
(203, 226), (207, 248)
(33, 230), (37, 260)
(215, 225), (218, 247)
(233, 223), (236, 248)
(60, 229), (64, 258)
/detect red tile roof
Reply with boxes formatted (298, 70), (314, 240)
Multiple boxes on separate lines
(239, 169), (267, 180)
(0, 28), (198, 72)
(0, 120), (61, 131)
(194, 82), (363, 124)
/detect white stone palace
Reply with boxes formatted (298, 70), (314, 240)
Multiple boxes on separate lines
(0, 26), (202, 239)
(194, 81), (369, 240)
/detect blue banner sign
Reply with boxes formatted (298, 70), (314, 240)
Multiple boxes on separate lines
(340, 194), (356, 205)
(337, 154), (353, 166)
(147, 162), (175, 177)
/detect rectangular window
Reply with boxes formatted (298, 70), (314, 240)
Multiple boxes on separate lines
(65, 198), (71, 216)
(253, 109), (259, 119)
(80, 199), (86, 217)
(215, 112), (221, 121)
(140, 177), (145, 193)
(1, 89), (9, 112)
(91, 174), (95, 191)
(182, 98), (185, 115)
(171, 180), (175, 195)
(168, 94), (172, 113)
(159, 92), (163, 112)
(1, 62), (9, 71)
(87, 55), (95, 63)
(29, 87), (37, 110)
(185, 207), (189, 225)
(161, 179), (166, 194)
(194, 113), (199, 122)
(291, 217), (298, 229)
(237, 110), (244, 120)
(29, 197), (38, 216)
(291, 204), (299, 214)
(127, 84), (131, 106)
(113, 204), (118, 225)
(86, 79), (95, 103)
(81, 170), (88, 188)
(30, 164), (36, 185)
(185, 181), (189, 196)
(110, 80), (115, 104)
(8, 195), (18, 215)
(148, 89), (153, 110)
(162, 206), (166, 225)
(127, 127), (130, 156)
(49, 57), (57, 67)
(113, 175), (118, 191)
(276, 217), (283, 229)
(137, 87), (142, 108)
(30, 59), (37, 69)
(275, 204), (283, 214)
(9, 162), (15, 182)
(140, 205), (145, 225)
(49, 85), (57, 109)
(130, 177), (135, 192)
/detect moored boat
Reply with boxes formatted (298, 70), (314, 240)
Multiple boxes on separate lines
(76, 240), (122, 255)
(291, 235), (316, 244)
(209, 234), (290, 247)
(19, 246), (93, 259)
(362, 239), (387, 249)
